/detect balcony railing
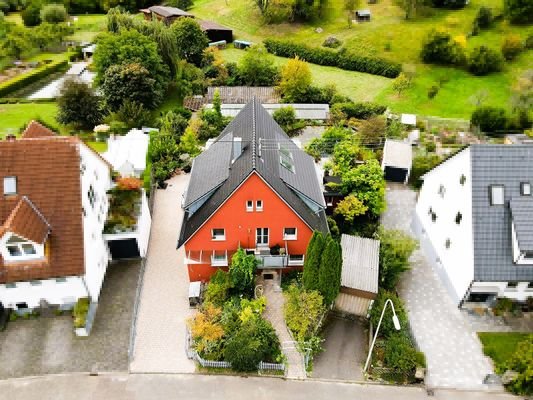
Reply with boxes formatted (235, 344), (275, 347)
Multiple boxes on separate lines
(256, 254), (288, 268)
(184, 248), (304, 269)
(211, 250), (228, 267)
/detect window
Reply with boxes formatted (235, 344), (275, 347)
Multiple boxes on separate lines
(527, 282), (533, 289)
(80, 163), (86, 175)
(438, 185), (446, 198)
(283, 228), (297, 240)
(55, 277), (67, 283)
(16, 302), (28, 310)
(256, 200), (263, 211)
(460, 174), (466, 185)
(211, 228), (225, 240)
(288, 254), (305, 265)
(246, 200), (253, 212)
(428, 207), (437, 222)
(279, 144), (295, 173)
(455, 212), (462, 225)
(30, 280), (42, 286)
(4, 235), (39, 260)
(88, 185), (96, 209)
(5, 283), (16, 289)
(524, 251), (533, 260)
(520, 182), (531, 196)
(256, 228), (269, 246)
(445, 239), (451, 249)
(3, 176), (17, 195)
(490, 185), (504, 205)
(506, 282), (518, 290)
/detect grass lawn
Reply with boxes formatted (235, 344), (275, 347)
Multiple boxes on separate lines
(4, 12), (22, 25)
(221, 48), (391, 102)
(478, 332), (530, 369)
(0, 102), (58, 135)
(87, 141), (108, 153)
(67, 14), (107, 42)
(191, 0), (533, 118)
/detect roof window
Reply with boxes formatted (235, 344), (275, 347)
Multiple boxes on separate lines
(279, 144), (295, 173)
(3, 176), (17, 195)
(489, 185), (504, 205)
(520, 182), (531, 196)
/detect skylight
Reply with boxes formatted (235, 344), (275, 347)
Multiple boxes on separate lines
(490, 185), (504, 205)
(279, 144), (295, 173)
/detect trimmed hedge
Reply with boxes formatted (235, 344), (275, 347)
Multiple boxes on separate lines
(0, 59), (69, 98)
(331, 102), (387, 119)
(264, 39), (401, 78)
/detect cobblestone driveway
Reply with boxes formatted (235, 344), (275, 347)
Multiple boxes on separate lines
(129, 174), (195, 373)
(0, 260), (140, 378)
(381, 185), (495, 390)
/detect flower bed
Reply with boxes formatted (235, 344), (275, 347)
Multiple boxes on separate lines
(103, 178), (142, 234)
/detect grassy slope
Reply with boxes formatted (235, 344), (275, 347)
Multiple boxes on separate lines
(192, 0), (533, 118)
(478, 332), (530, 369)
(67, 14), (108, 42)
(0, 102), (58, 134)
(221, 48), (391, 102)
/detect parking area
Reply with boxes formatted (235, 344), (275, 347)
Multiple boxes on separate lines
(311, 316), (367, 381)
(0, 260), (140, 379)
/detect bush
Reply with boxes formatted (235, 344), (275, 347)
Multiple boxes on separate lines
(501, 34), (523, 61)
(376, 228), (417, 291)
(40, 3), (68, 23)
(503, 335), (533, 395)
(420, 30), (466, 66)
(264, 39), (401, 78)
(471, 106), (508, 134)
(204, 270), (232, 307)
(369, 290), (408, 338)
(21, 3), (41, 26)
(229, 248), (257, 297)
(474, 6), (493, 29)
(384, 333), (420, 374)
(272, 106), (303, 136)
(284, 284), (325, 342)
(468, 46), (503, 75)
(492, 297), (517, 316)
(72, 297), (90, 328)
(323, 36), (342, 48)
(526, 34), (533, 50)
(331, 102), (386, 120)
(409, 153), (442, 188)
(427, 85), (439, 99)
(426, 141), (436, 152)
(504, 0), (533, 24)
(57, 79), (102, 130)
(0, 59), (68, 98)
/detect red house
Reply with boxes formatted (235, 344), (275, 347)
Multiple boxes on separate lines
(178, 99), (329, 282)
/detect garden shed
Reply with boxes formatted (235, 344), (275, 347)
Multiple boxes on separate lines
(199, 20), (233, 43)
(335, 234), (379, 317)
(355, 9), (371, 21)
(381, 139), (412, 184)
(401, 113), (417, 126)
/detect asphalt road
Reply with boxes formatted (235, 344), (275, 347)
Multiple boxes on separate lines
(0, 373), (516, 400)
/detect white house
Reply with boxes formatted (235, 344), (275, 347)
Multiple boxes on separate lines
(414, 145), (533, 307)
(103, 129), (150, 178)
(0, 122), (113, 311)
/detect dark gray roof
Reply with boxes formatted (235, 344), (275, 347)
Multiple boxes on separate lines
(471, 144), (533, 282)
(510, 197), (533, 251)
(144, 5), (192, 17)
(178, 99), (328, 247)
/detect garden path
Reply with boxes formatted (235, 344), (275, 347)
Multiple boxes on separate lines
(263, 280), (307, 379)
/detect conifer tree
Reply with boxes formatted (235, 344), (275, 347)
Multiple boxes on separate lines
(302, 231), (324, 291)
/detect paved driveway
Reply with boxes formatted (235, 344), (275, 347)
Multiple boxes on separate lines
(381, 185), (495, 390)
(0, 260), (140, 378)
(311, 316), (366, 381)
(129, 173), (195, 373)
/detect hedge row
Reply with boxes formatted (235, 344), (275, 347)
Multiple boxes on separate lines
(332, 102), (387, 119)
(0, 59), (69, 98)
(263, 39), (402, 78)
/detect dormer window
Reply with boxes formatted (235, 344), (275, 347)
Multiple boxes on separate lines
(520, 182), (531, 196)
(3, 176), (17, 195)
(489, 185), (504, 205)
(2, 234), (44, 261)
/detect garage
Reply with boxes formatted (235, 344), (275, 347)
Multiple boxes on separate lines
(107, 239), (140, 260)
(381, 139), (412, 184)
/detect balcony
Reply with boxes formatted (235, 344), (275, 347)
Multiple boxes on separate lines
(184, 248), (305, 269)
(256, 254), (288, 268)
(211, 250), (228, 267)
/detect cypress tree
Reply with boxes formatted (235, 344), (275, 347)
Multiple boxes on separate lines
(302, 231), (325, 291)
(318, 236), (342, 306)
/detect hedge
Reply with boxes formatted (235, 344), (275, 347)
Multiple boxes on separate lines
(264, 39), (401, 78)
(331, 102), (387, 119)
(0, 59), (69, 98)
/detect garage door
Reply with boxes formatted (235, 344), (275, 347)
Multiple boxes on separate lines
(108, 239), (140, 259)
(384, 166), (408, 183)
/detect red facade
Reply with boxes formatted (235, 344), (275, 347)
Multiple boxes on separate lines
(184, 172), (313, 282)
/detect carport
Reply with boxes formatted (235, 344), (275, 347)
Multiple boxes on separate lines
(381, 139), (413, 184)
(107, 238), (141, 259)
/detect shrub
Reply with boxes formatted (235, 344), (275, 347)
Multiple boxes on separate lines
(420, 30), (466, 66)
(238, 45), (279, 86)
(471, 106), (508, 134)
(474, 6), (493, 29)
(317, 236), (342, 305)
(384, 333), (424, 376)
(331, 102), (386, 120)
(279, 56), (312, 102)
(57, 78), (102, 129)
(504, 0), (533, 24)
(502, 335), (533, 395)
(303, 231), (325, 291)
(272, 106), (303, 136)
(376, 228), (417, 290)
(426, 141), (436, 152)
(229, 248), (257, 297)
(204, 270), (232, 307)
(323, 36), (342, 48)
(21, 3), (41, 26)
(468, 46), (503, 75)
(264, 39), (401, 78)
(409, 153), (442, 188)
(369, 290), (408, 338)
(40, 3), (68, 23)
(501, 34), (523, 61)
(427, 85), (439, 99)
(492, 297), (516, 316)
(284, 284), (325, 342)
(72, 297), (90, 328)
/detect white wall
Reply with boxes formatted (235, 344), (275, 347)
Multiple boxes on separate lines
(415, 148), (474, 304)
(471, 281), (533, 302)
(0, 277), (86, 309)
(137, 190), (151, 257)
(80, 144), (112, 302)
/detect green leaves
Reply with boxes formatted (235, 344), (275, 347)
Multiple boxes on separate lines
(229, 248), (258, 296)
(376, 228), (417, 291)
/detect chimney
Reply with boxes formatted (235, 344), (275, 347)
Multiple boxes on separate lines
(233, 137), (242, 160)
(6, 134), (16, 141)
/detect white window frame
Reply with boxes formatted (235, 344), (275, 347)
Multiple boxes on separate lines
(3, 176), (17, 195)
(283, 227), (297, 240)
(256, 200), (263, 212)
(1, 233), (44, 262)
(256, 227), (269, 246)
(520, 182), (531, 196)
(246, 200), (253, 212)
(288, 254), (305, 266)
(506, 282), (518, 291)
(490, 185), (504, 205)
(211, 228), (226, 241)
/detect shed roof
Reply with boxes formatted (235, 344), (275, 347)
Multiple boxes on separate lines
(356, 9), (371, 16)
(206, 86), (280, 104)
(198, 20), (232, 32)
(141, 5), (193, 17)
(340, 234), (379, 294)
(382, 139), (412, 170)
(401, 114), (417, 125)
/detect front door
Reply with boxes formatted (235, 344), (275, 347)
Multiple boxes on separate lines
(256, 228), (269, 246)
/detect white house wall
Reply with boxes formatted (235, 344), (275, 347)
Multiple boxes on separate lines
(137, 190), (151, 257)
(414, 148), (474, 304)
(79, 145), (112, 302)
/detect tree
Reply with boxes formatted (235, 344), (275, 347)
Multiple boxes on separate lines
(57, 78), (102, 129)
(392, 72), (412, 97)
(158, 109), (190, 141)
(1, 27), (31, 59)
(40, 3), (68, 23)
(420, 30), (466, 66)
(284, 284), (325, 342)
(187, 303), (224, 357)
(395, 0), (421, 19)
(101, 62), (163, 111)
(179, 126), (201, 157)
(376, 228), (417, 290)
(21, 2), (41, 26)
(317, 236), (342, 305)
(172, 18), (208, 66)
(359, 116), (387, 146)
(238, 45), (279, 86)
(501, 34), (523, 61)
(471, 106), (507, 134)
(93, 29), (169, 94)
(468, 46), (503, 76)
(504, 0), (533, 24)
(334, 194), (368, 223)
(279, 56), (312, 103)
(213, 88), (222, 118)
(165, 0), (194, 10)
(303, 231), (325, 291)
(474, 6), (493, 29)
(409, 153), (441, 188)
(273, 106), (301, 136)
(229, 248), (257, 296)
(369, 290), (408, 338)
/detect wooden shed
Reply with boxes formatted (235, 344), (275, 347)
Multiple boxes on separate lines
(335, 234), (379, 317)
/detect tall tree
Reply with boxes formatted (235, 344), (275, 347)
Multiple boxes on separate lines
(303, 231), (325, 291)
(238, 45), (279, 86)
(57, 79), (102, 129)
(229, 248), (257, 296)
(172, 18), (208, 66)
(317, 236), (342, 306)
(279, 56), (312, 103)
